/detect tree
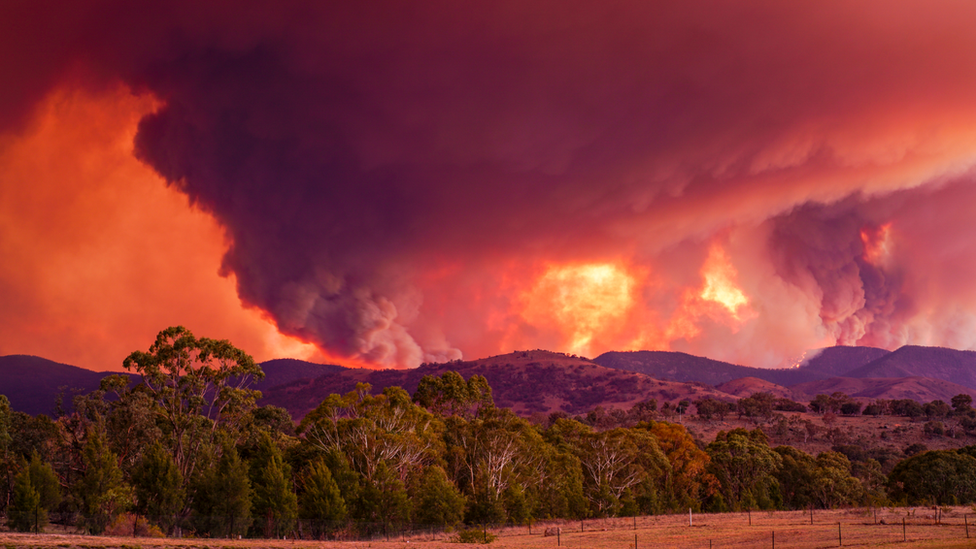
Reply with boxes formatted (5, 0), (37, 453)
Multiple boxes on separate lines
(411, 465), (465, 526)
(0, 395), (12, 515)
(840, 401), (862, 416)
(7, 465), (43, 532)
(253, 454), (298, 537)
(706, 429), (782, 510)
(26, 451), (59, 514)
(809, 395), (831, 414)
(413, 371), (493, 418)
(951, 394), (973, 415)
(123, 326), (265, 483)
(809, 452), (863, 508)
(298, 459), (347, 538)
(774, 445), (815, 509)
(77, 431), (132, 534)
(192, 443), (252, 537)
(737, 393), (775, 420)
(131, 442), (184, 533)
(695, 398), (733, 421)
(641, 421), (715, 511)
(888, 449), (976, 504)
(924, 400), (951, 419)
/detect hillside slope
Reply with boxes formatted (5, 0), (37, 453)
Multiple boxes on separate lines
(0, 355), (130, 416)
(789, 376), (976, 403)
(845, 346), (976, 388)
(259, 350), (740, 420)
(592, 350), (825, 386)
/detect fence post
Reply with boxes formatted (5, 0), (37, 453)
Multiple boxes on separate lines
(634, 516), (637, 530)
(966, 514), (970, 538)
(557, 527), (560, 546)
(772, 530), (775, 549)
(810, 505), (813, 525)
(581, 520), (584, 532)
(689, 508), (693, 527)
(635, 533), (637, 549)
(838, 522), (842, 546)
(903, 517), (906, 542)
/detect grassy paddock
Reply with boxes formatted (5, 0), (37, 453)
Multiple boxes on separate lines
(3, 507), (976, 549)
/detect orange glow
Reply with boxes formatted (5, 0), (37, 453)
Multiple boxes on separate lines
(519, 262), (637, 356)
(860, 223), (893, 266)
(699, 243), (751, 320)
(665, 242), (755, 341)
(0, 85), (319, 370)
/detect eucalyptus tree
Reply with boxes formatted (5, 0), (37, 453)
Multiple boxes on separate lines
(300, 384), (441, 485)
(706, 428), (782, 510)
(122, 326), (264, 483)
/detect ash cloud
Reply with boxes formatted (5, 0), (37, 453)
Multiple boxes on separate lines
(5, 1), (976, 366)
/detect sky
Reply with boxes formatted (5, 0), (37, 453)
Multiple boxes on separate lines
(3, 1), (976, 371)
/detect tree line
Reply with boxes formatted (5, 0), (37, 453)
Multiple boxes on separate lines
(2, 326), (976, 539)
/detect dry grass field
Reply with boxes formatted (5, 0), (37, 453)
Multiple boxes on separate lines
(3, 507), (976, 549)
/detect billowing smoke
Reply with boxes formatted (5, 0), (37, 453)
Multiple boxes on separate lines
(5, 1), (976, 368)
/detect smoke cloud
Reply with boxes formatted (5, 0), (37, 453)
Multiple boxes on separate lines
(4, 1), (976, 368)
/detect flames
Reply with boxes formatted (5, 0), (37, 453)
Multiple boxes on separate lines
(518, 262), (638, 356)
(699, 243), (751, 320)
(509, 242), (754, 360)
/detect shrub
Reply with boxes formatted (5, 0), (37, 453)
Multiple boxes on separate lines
(104, 513), (166, 538)
(453, 527), (496, 543)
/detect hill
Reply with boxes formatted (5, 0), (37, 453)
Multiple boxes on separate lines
(844, 346), (976, 388)
(789, 376), (976, 403)
(714, 377), (793, 399)
(0, 355), (133, 416)
(592, 350), (826, 386)
(259, 350), (739, 420)
(252, 358), (347, 393)
(799, 346), (891, 377)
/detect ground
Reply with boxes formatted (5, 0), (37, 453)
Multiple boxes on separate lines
(3, 507), (976, 549)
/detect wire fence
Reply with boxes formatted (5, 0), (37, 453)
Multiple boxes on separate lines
(6, 506), (976, 547)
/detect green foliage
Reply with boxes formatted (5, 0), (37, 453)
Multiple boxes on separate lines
(8, 465), (44, 532)
(77, 431), (132, 534)
(413, 371), (494, 418)
(298, 459), (347, 537)
(252, 451), (298, 537)
(123, 326), (265, 483)
(454, 527), (496, 543)
(191, 444), (252, 537)
(27, 451), (60, 510)
(131, 442), (184, 533)
(706, 428), (781, 511)
(412, 465), (465, 526)
(888, 449), (976, 504)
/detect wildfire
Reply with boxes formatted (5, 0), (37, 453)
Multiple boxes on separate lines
(519, 262), (636, 356)
(665, 242), (754, 341)
(699, 243), (751, 320)
(860, 223), (893, 266)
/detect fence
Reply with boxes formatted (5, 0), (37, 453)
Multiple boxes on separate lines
(6, 506), (976, 547)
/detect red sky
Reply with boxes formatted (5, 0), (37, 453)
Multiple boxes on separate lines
(3, 1), (976, 371)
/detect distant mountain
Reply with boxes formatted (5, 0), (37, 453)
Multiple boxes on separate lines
(0, 355), (133, 416)
(789, 376), (976, 403)
(799, 346), (892, 377)
(8, 344), (976, 420)
(259, 350), (739, 420)
(844, 346), (976, 388)
(253, 358), (347, 393)
(592, 350), (826, 386)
